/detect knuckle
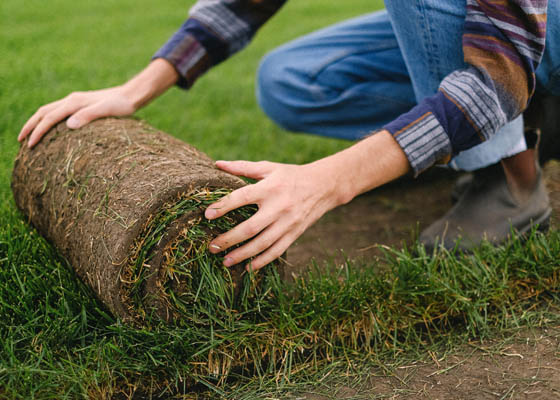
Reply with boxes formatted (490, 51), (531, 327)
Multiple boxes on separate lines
(271, 248), (283, 259)
(273, 181), (289, 193)
(67, 91), (83, 101)
(239, 188), (253, 204)
(76, 110), (91, 120)
(261, 236), (274, 249)
(41, 113), (57, 124)
(284, 203), (299, 217)
(243, 223), (260, 237)
(262, 181), (278, 195)
(261, 241), (274, 254)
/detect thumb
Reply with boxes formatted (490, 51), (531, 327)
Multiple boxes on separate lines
(216, 160), (276, 180)
(67, 104), (105, 129)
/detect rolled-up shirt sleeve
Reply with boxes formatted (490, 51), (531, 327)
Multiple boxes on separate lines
(153, 0), (286, 88)
(384, 0), (548, 176)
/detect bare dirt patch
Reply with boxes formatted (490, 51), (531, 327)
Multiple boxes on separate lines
(298, 325), (560, 399)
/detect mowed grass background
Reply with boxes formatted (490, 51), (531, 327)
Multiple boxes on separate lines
(1, 0), (369, 179)
(2, 1), (560, 399)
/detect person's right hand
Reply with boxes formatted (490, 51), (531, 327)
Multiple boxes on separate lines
(18, 86), (137, 148)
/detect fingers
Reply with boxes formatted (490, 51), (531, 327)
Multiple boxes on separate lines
(216, 160), (275, 180)
(18, 90), (124, 147)
(245, 233), (293, 271)
(18, 100), (63, 142)
(205, 182), (291, 271)
(214, 220), (294, 271)
(217, 222), (280, 267)
(67, 103), (107, 130)
(26, 100), (84, 147)
(205, 162), (311, 271)
(209, 209), (275, 255)
(205, 185), (258, 220)
(20, 92), (91, 147)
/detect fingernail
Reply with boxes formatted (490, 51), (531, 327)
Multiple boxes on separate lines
(209, 243), (221, 252)
(67, 117), (81, 129)
(205, 208), (217, 219)
(223, 257), (234, 267)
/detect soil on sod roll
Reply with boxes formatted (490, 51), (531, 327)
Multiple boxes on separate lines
(11, 118), (281, 325)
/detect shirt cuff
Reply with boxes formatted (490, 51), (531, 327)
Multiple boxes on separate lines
(152, 30), (211, 89)
(384, 109), (452, 177)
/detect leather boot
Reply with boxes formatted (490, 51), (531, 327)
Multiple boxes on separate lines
(419, 162), (551, 252)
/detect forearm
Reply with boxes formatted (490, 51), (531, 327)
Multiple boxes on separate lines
(312, 130), (410, 206)
(120, 58), (179, 110)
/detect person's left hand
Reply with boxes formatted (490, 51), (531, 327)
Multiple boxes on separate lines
(205, 159), (345, 271)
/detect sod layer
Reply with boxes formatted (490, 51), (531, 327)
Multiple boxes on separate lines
(11, 118), (281, 325)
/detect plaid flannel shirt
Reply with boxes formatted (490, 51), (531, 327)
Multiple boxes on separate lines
(154, 0), (548, 176)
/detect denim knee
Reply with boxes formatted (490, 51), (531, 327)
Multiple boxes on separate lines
(384, 0), (467, 100)
(256, 49), (306, 133)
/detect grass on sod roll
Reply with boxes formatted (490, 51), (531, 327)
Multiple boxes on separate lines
(122, 188), (275, 325)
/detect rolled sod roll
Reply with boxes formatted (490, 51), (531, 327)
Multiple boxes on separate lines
(12, 118), (281, 325)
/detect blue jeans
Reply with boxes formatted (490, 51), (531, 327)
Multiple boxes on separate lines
(257, 1), (560, 171)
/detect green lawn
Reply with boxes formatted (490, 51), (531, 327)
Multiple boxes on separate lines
(1, 1), (559, 399)
(1, 0), (372, 189)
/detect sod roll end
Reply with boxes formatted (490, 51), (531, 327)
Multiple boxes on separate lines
(12, 118), (283, 325)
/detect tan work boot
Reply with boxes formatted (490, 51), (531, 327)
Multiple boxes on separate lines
(419, 162), (551, 252)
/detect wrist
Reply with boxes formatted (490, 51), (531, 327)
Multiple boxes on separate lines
(315, 130), (410, 206)
(309, 156), (355, 208)
(119, 81), (153, 111)
(120, 59), (179, 110)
